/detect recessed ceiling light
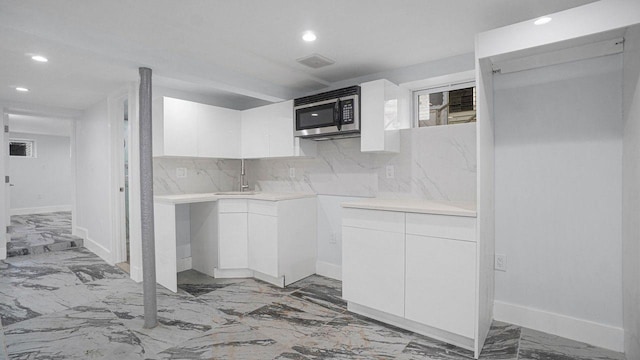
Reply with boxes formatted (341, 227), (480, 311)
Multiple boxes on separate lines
(15, 87), (30, 92)
(302, 31), (317, 42)
(534, 17), (552, 25)
(31, 55), (48, 62)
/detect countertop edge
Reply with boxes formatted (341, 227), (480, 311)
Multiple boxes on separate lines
(154, 193), (317, 204)
(341, 201), (477, 217)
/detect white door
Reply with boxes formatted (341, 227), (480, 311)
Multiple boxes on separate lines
(2, 112), (9, 258)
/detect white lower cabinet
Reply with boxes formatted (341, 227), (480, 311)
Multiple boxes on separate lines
(405, 234), (476, 338)
(218, 212), (248, 269)
(342, 226), (405, 317)
(217, 199), (249, 270)
(342, 207), (481, 357)
(248, 212), (278, 277)
(215, 197), (317, 287)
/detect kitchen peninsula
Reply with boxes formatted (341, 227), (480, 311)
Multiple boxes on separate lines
(153, 192), (317, 292)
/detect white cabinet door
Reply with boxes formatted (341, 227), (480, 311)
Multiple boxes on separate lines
(342, 226), (405, 317)
(241, 107), (270, 158)
(241, 100), (293, 158)
(161, 97), (199, 157)
(248, 213), (278, 277)
(218, 213), (248, 269)
(360, 79), (411, 154)
(198, 106), (241, 159)
(405, 234), (476, 338)
(266, 100), (294, 158)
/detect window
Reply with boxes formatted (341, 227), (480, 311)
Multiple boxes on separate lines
(414, 82), (476, 127)
(9, 139), (36, 158)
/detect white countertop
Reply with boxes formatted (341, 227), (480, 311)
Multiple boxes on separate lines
(341, 198), (476, 217)
(154, 192), (316, 204)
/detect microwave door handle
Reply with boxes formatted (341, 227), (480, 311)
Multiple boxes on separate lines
(334, 100), (342, 131)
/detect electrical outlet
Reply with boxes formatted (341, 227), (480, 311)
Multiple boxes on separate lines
(289, 167), (295, 178)
(386, 165), (395, 179)
(176, 168), (187, 178)
(495, 254), (507, 272)
(329, 232), (338, 244)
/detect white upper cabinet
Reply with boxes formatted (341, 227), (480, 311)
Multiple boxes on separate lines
(360, 79), (411, 153)
(240, 103), (273, 158)
(198, 106), (242, 159)
(153, 97), (241, 158)
(153, 97), (198, 157)
(154, 97), (315, 159)
(241, 100), (315, 158)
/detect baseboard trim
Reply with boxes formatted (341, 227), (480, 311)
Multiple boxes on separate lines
(10, 205), (72, 216)
(129, 265), (143, 283)
(494, 300), (624, 352)
(348, 302), (474, 352)
(75, 226), (112, 265)
(214, 268), (253, 279)
(176, 257), (192, 273)
(315, 261), (342, 280)
(625, 332), (640, 360)
(253, 270), (285, 288)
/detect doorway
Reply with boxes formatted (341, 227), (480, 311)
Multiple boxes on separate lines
(116, 99), (131, 273)
(4, 113), (80, 257)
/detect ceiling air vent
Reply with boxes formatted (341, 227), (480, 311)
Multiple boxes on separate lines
(297, 54), (335, 69)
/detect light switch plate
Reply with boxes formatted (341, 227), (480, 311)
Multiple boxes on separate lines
(176, 168), (187, 178)
(329, 232), (338, 244)
(386, 165), (395, 179)
(495, 254), (507, 271)
(289, 167), (296, 178)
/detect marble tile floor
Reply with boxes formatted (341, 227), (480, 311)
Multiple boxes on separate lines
(7, 211), (83, 257)
(0, 249), (627, 360)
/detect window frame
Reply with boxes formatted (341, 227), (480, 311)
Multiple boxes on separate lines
(412, 79), (476, 128)
(9, 138), (37, 158)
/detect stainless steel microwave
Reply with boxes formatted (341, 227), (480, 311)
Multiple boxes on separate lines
(293, 85), (360, 138)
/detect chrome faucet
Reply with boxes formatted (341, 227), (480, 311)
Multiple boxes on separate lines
(240, 159), (250, 192)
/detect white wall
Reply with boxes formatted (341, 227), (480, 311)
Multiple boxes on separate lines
(315, 195), (362, 279)
(9, 132), (72, 213)
(8, 114), (72, 137)
(493, 55), (623, 347)
(75, 99), (113, 261)
(623, 24), (640, 360)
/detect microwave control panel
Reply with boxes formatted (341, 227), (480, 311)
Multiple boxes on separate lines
(341, 99), (355, 124)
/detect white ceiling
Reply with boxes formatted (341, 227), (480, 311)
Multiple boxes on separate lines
(0, 0), (596, 111)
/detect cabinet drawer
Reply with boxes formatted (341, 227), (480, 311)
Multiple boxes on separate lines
(342, 208), (404, 233)
(218, 199), (247, 213)
(248, 200), (278, 216)
(405, 213), (476, 242)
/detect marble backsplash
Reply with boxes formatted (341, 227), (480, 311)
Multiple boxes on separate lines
(247, 123), (477, 202)
(153, 158), (240, 195)
(152, 124), (476, 201)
